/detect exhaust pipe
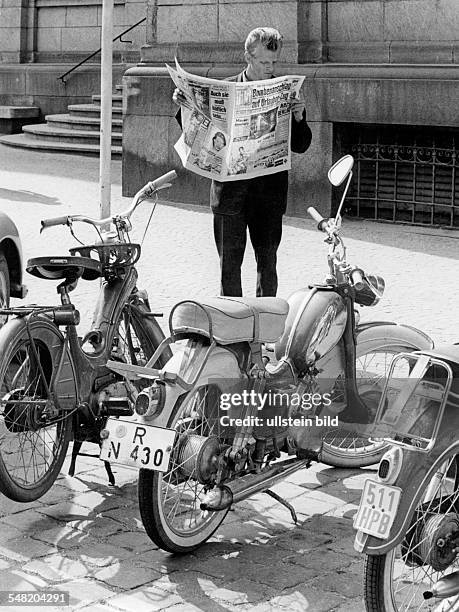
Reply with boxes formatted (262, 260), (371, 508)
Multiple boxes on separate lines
(424, 571), (459, 600)
(200, 456), (312, 511)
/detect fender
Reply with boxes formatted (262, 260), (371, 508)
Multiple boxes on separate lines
(355, 322), (434, 353)
(138, 342), (243, 429)
(0, 314), (77, 413)
(359, 437), (459, 555)
(0, 211), (25, 298)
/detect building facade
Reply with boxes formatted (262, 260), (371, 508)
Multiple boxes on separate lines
(1, 0), (459, 223)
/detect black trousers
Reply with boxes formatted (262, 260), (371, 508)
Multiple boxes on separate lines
(213, 202), (284, 297)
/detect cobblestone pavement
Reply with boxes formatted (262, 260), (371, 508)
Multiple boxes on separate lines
(0, 146), (458, 611)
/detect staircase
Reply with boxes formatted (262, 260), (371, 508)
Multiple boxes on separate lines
(0, 93), (123, 156)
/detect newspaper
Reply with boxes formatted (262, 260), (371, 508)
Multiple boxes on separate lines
(167, 60), (305, 182)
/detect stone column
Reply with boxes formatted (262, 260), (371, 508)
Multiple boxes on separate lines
(0, 0), (29, 63)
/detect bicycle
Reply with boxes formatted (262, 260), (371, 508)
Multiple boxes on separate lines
(0, 170), (176, 502)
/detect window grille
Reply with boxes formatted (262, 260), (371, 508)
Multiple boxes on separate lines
(340, 125), (459, 228)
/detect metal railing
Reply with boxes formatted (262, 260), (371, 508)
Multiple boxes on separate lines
(344, 128), (459, 228)
(57, 17), (146, 84)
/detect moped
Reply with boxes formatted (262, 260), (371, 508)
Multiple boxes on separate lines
(0, 172), (176, 502)
(103, 155), (433, 553)
(354, 346), (459, 611)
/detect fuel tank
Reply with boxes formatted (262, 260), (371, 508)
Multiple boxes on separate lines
(274, 287), (347, 372)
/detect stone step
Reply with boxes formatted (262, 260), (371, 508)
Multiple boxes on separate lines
(46, 113), (123, 132)
(23, 124), (122, 145)
(92, 94), (123, 107)
(68, 103), (123, 118)
(0, 133), (122, 156)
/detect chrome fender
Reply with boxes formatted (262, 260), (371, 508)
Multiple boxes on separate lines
(137, 343), (242, 429)
(358, 439), (459, 556)
(355, 321), (433, 355)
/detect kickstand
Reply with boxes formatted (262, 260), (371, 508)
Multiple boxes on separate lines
(264, 489), (298, 524)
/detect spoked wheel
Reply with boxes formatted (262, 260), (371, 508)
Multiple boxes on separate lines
(138, 384), (229, 553)
(0, 318), (75, 501)
(321, 343), (417, 468)
(365, 453), (459, 611)
(0, 252), (10, 327)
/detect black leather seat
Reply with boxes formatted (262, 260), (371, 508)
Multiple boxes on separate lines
(27, 256), (101, 281)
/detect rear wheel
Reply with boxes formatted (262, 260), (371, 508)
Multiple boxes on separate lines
(321, 342), (419, 468)
(364, 452), (459, 611)
(0, 252), (10, 326)
(138, 384), (229, 553)
(0, 317), (75, 501)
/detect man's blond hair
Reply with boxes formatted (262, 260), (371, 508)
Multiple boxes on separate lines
(244, 27), (283, 56)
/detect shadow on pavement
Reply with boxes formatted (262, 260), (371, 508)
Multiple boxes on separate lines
(284, 214), (459, 260)
(0, 188), (62, 206)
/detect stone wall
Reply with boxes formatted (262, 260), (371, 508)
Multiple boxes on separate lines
(0, 0), (146, 63)
(325, 0), (459, 63)
(0, 64), (129, 119)
(140, 0), (459, 66)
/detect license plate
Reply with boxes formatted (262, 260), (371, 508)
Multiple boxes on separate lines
(99, 418), (176, 471)
(353, 479), (402, 539)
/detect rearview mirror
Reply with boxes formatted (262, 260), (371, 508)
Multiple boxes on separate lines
(328, 155), (354, 187)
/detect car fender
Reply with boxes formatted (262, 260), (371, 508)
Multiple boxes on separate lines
(0, 211), (25, 298)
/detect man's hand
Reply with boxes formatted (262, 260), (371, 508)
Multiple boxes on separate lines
(172, 88), (192, 110)
(291, 92), (306, 123)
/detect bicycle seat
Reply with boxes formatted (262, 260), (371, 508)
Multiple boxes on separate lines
(26, 256), (102, 281)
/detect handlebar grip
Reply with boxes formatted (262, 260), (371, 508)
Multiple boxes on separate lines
(350, 268), (365, 291)
(146, 170), (177, 194)
(40, 216), (70, 230)
(307, 206), (324, 224)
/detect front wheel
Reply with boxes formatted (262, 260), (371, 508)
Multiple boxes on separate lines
(364, 452), (459, 611)
(138, 384), (229, 553)
(0, 317), (76, 501)
(321, 329), (429, 468)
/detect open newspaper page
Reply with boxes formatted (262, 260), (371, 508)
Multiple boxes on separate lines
(167, 61), (305, 182)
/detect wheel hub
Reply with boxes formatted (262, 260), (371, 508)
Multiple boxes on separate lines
(175, 434), (221, 484)
(413, 513), (459, 571)
(3, 389), (49, 433)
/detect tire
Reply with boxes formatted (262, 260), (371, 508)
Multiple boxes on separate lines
(0, 317), (75, 501)
(321, 340), (422, 468)
(364, 452), (459, 611)
(138, 384), (229, 553)
(0, 252), (10, 327)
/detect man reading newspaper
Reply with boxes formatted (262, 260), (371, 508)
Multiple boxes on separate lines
(173, 27), (312, 297)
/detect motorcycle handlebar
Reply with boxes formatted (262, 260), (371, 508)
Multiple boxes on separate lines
(40, 170), (178, 233)
(40, 216), (70, 231)
(307, 206), (324, 224)
(307, 206), (335, 234)
(142, 170), (177, 197)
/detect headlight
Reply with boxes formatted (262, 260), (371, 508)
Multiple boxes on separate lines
(354, 274), (385, 307)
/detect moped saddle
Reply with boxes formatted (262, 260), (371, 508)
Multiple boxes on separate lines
(26, 256), (102, 281)
(170, 296), (289, 344)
